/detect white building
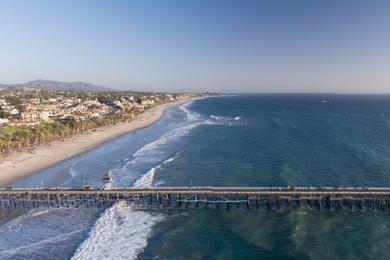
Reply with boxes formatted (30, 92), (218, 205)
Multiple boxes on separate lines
(10, 108), (19, 115)
(21, 112), (39, 122)
(0, 118), (9, 126)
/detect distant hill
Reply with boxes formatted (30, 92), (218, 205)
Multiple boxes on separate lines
(1, 79), (115, 92)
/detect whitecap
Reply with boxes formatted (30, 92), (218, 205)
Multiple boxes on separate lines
(133, 154), (178, 188)
(154, 180), (166, 186)
(210, 115), (221, 120)
(0, 207), (99, 259)
(72, 202), (164, 260)
(72, 99), (217, 259)
(179, 102), (201, 120)
(114, 118), (216, 187)
(133, 167), (157, 188)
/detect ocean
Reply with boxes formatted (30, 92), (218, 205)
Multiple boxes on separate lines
(2, 94), (390, 259)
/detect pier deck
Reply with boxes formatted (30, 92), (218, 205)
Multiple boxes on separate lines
(1, 187), (390, 210)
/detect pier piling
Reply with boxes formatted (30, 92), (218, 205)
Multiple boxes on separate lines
(1, 187), (390, 211)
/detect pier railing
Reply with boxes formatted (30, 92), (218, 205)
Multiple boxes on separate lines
(1, 187), (390, 210)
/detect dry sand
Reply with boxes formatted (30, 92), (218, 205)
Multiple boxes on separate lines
(0, 98), (196, 186)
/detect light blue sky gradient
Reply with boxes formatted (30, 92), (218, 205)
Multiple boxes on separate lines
(1, 0), (390, 93)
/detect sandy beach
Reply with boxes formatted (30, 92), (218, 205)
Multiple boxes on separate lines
(0, 97), (197, 186)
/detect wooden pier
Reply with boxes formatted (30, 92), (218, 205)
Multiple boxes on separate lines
(1, 187), (390, 210)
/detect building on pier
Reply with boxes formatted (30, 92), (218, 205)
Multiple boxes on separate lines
(101, 170), (113, 190)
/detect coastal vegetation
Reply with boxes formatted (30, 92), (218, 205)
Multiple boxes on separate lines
(0, 86), (197, 156)
(0, 113), (131, 155)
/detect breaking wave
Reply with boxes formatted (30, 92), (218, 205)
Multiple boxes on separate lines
(1, 98), (216, 260)
(134, 154), (179, 188)
(210, 114), (241, 123)
(71, 152), (179, 259)
(180, 101), (201, 120)
(112, 102), (219, 187)
(72, 202), (164, 260)
(71, 100), (213, 259)
(0, 208), (99, 260)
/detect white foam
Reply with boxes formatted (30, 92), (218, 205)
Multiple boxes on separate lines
(71, 120), (193, 259)
(179, 102), (201, 120)
(72, 99), (215, 259)
(133, 155), (178, 188)
(210, 115), (221, 120)
(29, 209), (50, 217)
(0, 207), (98, 258)
(72, 202), (164, 260)
(68, 160), (81, 179)
(133, 167), (157, 188)
(154, 180), (166, 186)
(112, 123), (199, 186)
(0, 229), (86, 259)
(60, 159), (85, 187)
(72, 146), (181, 259)
(132, 124), (193, 158)
(65, 99), (213, 188)
(115, 116), (216, 187)
(210, 114), (241, 122)
(164, 157), (176, 164)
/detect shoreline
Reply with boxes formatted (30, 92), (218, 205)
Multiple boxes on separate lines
(0, 97), (199, 186)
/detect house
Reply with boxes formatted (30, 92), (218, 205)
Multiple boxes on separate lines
(10, 108), (19, 115)
(21, 112), (39, 122)
(0, 99), (7, 107)
(39, 111), (52, 122)
(0, 118), (9, 126)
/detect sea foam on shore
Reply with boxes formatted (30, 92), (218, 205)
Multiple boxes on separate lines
(71, 202), (164, 260)
(71, 100), (211, 259)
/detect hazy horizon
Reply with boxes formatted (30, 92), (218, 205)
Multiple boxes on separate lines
(3, 78), (390, 94)
(2, 0), (390, 93)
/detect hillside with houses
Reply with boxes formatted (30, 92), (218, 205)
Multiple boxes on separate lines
(0, 86), (196, 156)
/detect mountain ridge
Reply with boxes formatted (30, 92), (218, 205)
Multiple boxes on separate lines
(0, 79), (115, 92)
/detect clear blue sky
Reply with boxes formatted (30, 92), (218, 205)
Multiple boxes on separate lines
(1, 0), (390, 93)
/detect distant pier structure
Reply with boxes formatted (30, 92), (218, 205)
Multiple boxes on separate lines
(2, 187), (390, 211)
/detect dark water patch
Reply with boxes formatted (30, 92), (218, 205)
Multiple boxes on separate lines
(141, 208), (390, 259)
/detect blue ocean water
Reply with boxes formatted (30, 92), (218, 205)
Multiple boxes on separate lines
(2, 94), (390, 259)
(156, 94), (390, 188)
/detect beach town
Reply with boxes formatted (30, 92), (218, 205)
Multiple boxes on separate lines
(0, 84), (201, 185)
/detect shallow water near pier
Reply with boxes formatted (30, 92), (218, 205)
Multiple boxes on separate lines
(2, 94), (390, 259)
